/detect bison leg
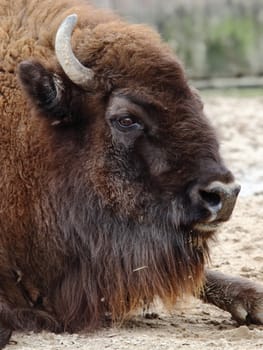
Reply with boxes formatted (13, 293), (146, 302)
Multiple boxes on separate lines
(0, 322), (11, 349)
(0, 301), (60, 349)
(0, 298), (15, 349)
(201, 269), (263, 324)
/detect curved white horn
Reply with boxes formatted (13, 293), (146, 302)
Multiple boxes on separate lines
(55, 14), (94, 89)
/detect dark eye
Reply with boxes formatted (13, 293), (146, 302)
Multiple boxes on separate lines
(114, 115), (144, 132)
(119, 116), (135, 127)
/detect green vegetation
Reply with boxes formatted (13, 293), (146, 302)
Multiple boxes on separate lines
(200, 87), (263, 98)
(206, 17), (256, 76)
(158, 3), (263, 79)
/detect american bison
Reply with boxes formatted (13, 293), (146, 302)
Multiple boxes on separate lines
(0, 0), (262, 348)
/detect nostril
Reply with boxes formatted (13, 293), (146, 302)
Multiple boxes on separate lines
(196, 181), (240, 223)
(199, 190), (221, 208)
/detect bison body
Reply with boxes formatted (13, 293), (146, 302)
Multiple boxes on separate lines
(0, 0), (262, 348)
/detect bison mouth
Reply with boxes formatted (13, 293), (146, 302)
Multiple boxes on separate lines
(189, 214), (230, 240)
(193, 220), (224, 233)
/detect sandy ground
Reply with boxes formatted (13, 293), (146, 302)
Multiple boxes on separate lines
(6, 96), (263, 349)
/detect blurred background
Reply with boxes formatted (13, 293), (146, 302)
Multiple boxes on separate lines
(92, 0), (263, 89)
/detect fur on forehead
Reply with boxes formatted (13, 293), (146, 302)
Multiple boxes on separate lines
(71, 21), (188, 94)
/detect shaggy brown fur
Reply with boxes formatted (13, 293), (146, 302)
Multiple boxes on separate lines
(0, 0), (262, 348)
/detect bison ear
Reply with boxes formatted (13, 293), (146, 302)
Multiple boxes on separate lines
(18, 60), (74, 125)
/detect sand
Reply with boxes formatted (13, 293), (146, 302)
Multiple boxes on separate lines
(6, 96), (263, 349)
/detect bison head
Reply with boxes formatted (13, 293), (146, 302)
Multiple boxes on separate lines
(18, 14), (240, 322)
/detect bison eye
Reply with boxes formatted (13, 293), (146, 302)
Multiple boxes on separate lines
(114, 115), (144, 132)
